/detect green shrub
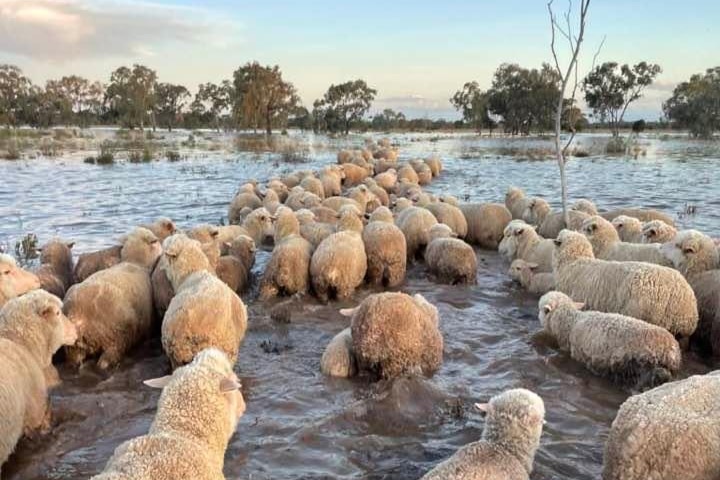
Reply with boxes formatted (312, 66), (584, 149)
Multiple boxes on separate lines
(166, 150), (181, 161)
(84, 156), (96, 164)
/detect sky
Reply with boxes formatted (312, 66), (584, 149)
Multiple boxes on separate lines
(1, 0), (717, 120)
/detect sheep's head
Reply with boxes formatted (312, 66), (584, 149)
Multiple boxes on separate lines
(162, 234), (211, 289)
(476, 388), (545, 459)
(144, 348), (245, 445)
(571, 199), (598, 215)
(581, 216), (618, 252)
(274, 206), (300, 242)
(188, 224), (220, 244)
(120, 227), (162, 268)
(522, 198), (551, 225)
(505, 187), (525, 206)
(368, 206), (394, 223)
(38, 239), (74, 272)
(660, 230), (719, 277)
(337, 205), (364, 233)
(0, 254), (41, 303)
(499, 220), (531, 259)
(508, 259), (539, 283)
(552, 230), (594, 270)
(245, 208), (275, 245)
(611, 215), (642, 242)
(538, 291), (582, 327)
(263, 188), (279, 204)
(151, 217), (177, 240)
(642, 220), (677, 244)
(439, 195), (459, 207)
(429, 223), (456, 242)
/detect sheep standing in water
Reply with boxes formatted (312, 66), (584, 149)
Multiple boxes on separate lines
(362, 207), (406, 288)
(425, 224), (477, 285)
(499, 220), (554, 272)
(35, 239), (74, 298)
(508, 260), (555, 295)
(421, 389), (545, 480)
(581, 216), (671, 266)
(0, 253), (41, 308)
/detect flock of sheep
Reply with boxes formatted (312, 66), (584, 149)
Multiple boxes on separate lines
(0, 136), (719, 479)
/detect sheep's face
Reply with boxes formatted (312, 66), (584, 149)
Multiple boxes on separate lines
(538, 291), (581, 328)
(571, 199), (598, 215)
(552, 230), (594, 269)
(248, 209), (275, 243)
(660, 230), (719, 276)
(476, 388), (545, 447)
(521, 198), (549, 225)
(581, 218), (599, 238)
(611, 216), (641, 241)
(508, 260), (537, 283)
(505, 187), (524, 206)
(39, 240), (74, 270)
(642, 220), (676, 244)
(41, 294), (78, 348)
(0, 255), (41, 299)
(499, 221), (528, 258)
(123, 228), (162, 267)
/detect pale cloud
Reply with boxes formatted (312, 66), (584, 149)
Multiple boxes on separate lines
(0, 0), (242, 61)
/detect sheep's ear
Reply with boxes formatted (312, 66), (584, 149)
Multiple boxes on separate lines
(40, 305), (56, 319)
(339, 307), (357, 317)
(219, 376), (241, 392)
(224, 242), (232, 249)
(143, 375), (172, 389)
(574, 302), (585, 310)
(474, 403), (491, 414)
(515, 228), (524, 236)
(527, 262), (539, 270)
(66, 241), (75, 249)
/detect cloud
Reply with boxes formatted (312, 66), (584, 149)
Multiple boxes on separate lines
(372, 94), (458, 120)
(0, 0), (241, 61)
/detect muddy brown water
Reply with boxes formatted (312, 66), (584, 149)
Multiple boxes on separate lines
(1, 131), (719, 479)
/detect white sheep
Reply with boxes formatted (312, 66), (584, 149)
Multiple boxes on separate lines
(539, 291), (681, 388)
(642, 219), (677, 244)
(611, 215), (644, 243)
(553, 230), (698, 339)
(460, 203), (512, 250)
(582, 215), (671, 266)
(499, 220), (554, 272)
(508, 260), (555, 295)
(505, 187), (532, 220)
(425, 224), (477, 284)
(395, 206), (438, 260)
(421, 389), (545, 480)
(0, 253), (41, 307)
(362, 207), (406, 288)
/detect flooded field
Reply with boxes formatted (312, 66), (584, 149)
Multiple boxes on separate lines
(1, 131), (719, 479)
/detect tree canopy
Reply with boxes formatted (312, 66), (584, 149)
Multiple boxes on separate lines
(450, 81), (494, 134)
(313, 80), (377, 134)
(663, 67), (720, 138)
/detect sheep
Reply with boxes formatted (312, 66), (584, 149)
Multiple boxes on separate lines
(321, 195), (363, 214)
(536, 209), (590, 239)
(421, 389), (545, 480)
(571, 199), (598, 215)
(600, 207), (675, 226)
(309, 209), (367, 302)
(187, 223), (219, 244)
(409, 160), (433, 185)
(424, 156), (442, 177)
(509, 260), (556, 294)
(260, 188), (282, 215)
(374, 168), (397, 192)
(0, 290), (78, 471)
(35, 239), (74, 298)
(297, 211), (336, 250)
(319, 327), (357, 377)
(91, 348), (245, 480)
(341, 163), (371, 186)
(221, 208), (275, 247)
(346, 184), (374, 213)
(642, 219), (677, 244)
(267, 178), (290, 202)
(395, 205), (438, 260)
(310, 205), (339, 224)
(521, 197), (551, 225)
(505, 187), (532, 220)
(362, 206), (406, 288)
(161, 235), (247, 369)
(581, 215), (671, 266)
(285, 187), (321, 211)
(553, 229), (698, 339)
(459, 203), (512, 250)
(603, 371), (720, 480)
(141, 217), (177, 241)
(300, 175), (325, 199)
(64, 228), (162, 369)
(281, 172), (301, 189)
(539, 291), (681, 388)
(228, 191), (263, 225)
(363, 178), (390, 206)
(660, 230), (720, 354)
(397, 164), (419, 184)
(424, 201), (468, 238)
(259, 207), (313, 300)
(425, 224), (477, 284)
(72, 244), (123, 283)
(498, 220), (554, 272)
(347, 292), (443, 379)
(320, 165), (344, 197)
(439, 194), (459, 206)
(611, 215), (644, 243)
(216, 235), (256, 294)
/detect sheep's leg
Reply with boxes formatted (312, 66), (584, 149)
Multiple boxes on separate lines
(259, 282), (279, 301)
(64, 345), (87, 367)
(97, 347), (122, 370)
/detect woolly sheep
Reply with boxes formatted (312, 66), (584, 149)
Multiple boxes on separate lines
(374, 168), (398, 192)
(320, 165), (344, 197)
(309, 209), (367, 302)
(460, 203), (512, 250)
(505, 187), (532, 220)
(187, 223), (220, 244)
(397, 164), (419, 185)
(600, 207), (675, 226)
(409, 160), (432, 185)
(536, 210), (590, 239)
(219, 208), (275, 247)
(341, 163), (371, 186)
(421, 389), (545, 480)
(0, 254), (41, 308)
(395, 205), (438, 260)
(261, 188), (282, 215)
(286, 187), (321, 211)
(300, 175), (325, 199)
(161, 235), (247, 369)
(439, 194), (459, 207)
(661, 230), (720, 353)
(571, 199), (598, 215)
(508, 260), (556, 295)
(141, 217), (177, 242)
(319, 327), (357, 377)
(298, 212), (336, 250)
(216, 235), (256, 294)
(363, 178), (390, 206)
(603, 371), (720, 480)
(424, 156), (442, 177)
(362, 207), (406, 288)
(92, 348), (245, 480)
(260, 207), (313, 299)
(72, 244), (123, 284)
(64, 228), (161, 369)
(499, 220), (554, 272)
(35, 239), (74, 298)
(424, 201), (468, 238)
(582, 216), (671, 266)
(0, 290), (78, 471)
(310, 205), (340, 224)
(425, 224), (477, 284)
(228, 191), (263, 225)
(321, 195), (364, 214)
(553, 230), (698, 339)
(521, 197), (551, 225)
(642, 219), (677, 244)
(611, 215), (643, 243)
(539, 291), (681, 388)
(267, 178), (289, 202)
(347, 292), (442, 379)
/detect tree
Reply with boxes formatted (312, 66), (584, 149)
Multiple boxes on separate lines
(315, 80), (376, 134)
(192, 81), (233, 132)
(663, 67), (720, 138)
(155, 83), (189, 131)
(548, 0), (592, 226)
(0, 65), (32, 127)
(232, 62), (299, 135)
(450, 82), (494, 134)
(49, 75), (103, 127)
(583, 61), (661, 137)
(371, 108), (406, 130)
(561, 99), (588, 132)
(105, 64), (158, 129)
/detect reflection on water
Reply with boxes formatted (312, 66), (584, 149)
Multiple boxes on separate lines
(0, 132), (718, 479)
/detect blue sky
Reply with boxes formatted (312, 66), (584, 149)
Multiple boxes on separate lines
(1, 0), (717, 119)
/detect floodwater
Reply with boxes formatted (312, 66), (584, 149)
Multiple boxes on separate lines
(1, 131), (719, 479)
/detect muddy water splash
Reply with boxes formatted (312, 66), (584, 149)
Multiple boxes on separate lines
(1, 132), (719, 479)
